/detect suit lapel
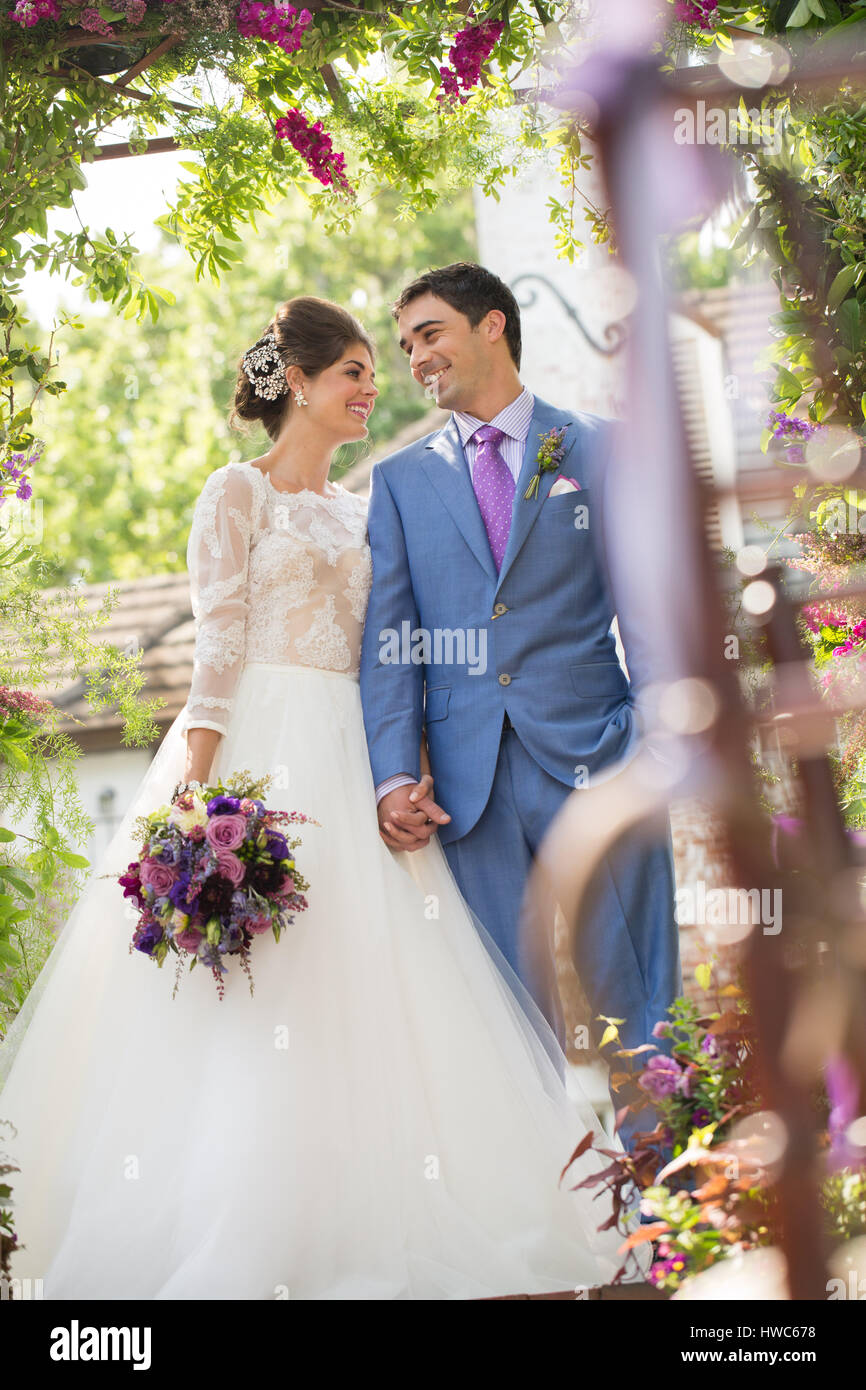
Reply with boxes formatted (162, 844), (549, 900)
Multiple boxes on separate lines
(421, 417), (498, 582)
(494, 399), (577, 595)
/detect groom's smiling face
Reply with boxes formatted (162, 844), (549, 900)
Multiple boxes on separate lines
(396, 292), (490, 412)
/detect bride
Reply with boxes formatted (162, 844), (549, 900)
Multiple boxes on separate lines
(0, 295), (641, 1301)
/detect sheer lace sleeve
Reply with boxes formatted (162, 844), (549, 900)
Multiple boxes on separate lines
(182, 464), (265, 739)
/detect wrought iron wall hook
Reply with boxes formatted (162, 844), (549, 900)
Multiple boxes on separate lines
(510, 273), (629, 357)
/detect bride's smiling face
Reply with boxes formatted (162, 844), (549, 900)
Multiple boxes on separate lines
(292, 344), (378, 440)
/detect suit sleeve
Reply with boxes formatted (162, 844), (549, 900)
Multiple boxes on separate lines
(360, 463), (424, 787)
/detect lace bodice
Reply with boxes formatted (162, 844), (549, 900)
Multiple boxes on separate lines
(183, 461), (371, 736)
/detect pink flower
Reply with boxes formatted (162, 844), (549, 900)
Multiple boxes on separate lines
(274, 874), (296, 897)
(244, 913), (273, 935)
(205, 813), (247, 851)
(139, 859), (176, 896)
(215, 850), (245, 887)
(174, 926), (203, 953)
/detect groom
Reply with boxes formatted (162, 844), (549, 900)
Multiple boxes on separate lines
(359, 263), (680, 1144)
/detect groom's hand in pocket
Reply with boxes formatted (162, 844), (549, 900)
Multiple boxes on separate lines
(378, 777), (451, 852)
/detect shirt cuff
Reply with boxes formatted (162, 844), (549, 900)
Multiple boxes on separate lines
(375, 773), (417, 805)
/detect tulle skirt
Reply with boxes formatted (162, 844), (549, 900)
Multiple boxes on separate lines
(0, 661), (640, 1299)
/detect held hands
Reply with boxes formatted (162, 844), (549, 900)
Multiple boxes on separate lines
(378, 776), (451, 852)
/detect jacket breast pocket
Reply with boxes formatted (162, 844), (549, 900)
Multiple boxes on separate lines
(424, 684), (451, 721)
(570, 661), (629, 701)
(543, 485), (590, 526)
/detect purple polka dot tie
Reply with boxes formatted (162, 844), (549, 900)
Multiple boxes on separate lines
(471, 424), (515, 572)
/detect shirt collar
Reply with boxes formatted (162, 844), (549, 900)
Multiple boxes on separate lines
(454, 386), (535, 449)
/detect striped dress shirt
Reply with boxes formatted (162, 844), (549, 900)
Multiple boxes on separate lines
(375, 387), (535, 806)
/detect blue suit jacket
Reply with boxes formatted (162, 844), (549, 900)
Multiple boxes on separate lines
(359, 395), (652, 845)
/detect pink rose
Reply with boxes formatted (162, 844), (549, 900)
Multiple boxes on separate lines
(274, 874), (295, 897)
(244, 913), (272, 935)
(215, 850), (245, 886)
(140, 859), (176, 896)
(175, 926), (203, 953)
(205, 814), (247, 851)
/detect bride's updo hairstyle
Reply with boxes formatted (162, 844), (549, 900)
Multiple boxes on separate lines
(230, 296), (376, 443)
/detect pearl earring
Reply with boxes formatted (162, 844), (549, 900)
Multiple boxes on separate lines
(294, 386), (308, 407)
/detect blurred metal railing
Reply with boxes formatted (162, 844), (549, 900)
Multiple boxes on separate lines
(522, 7), (866, 1300)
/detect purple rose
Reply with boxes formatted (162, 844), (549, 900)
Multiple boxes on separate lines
(205, 814), (247, 851)
(174, 926), (203, 953)
(639, 1053), (684, 1101)
(244, 912), (273, 936)
(215, 850), (245, 887)
(140, 858), (176, 897)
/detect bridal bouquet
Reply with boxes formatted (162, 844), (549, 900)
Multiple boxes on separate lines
(117, 772), (316, 999)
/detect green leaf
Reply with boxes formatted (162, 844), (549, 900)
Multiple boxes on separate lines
(0, 829), (16, 843)
(0, 939), (22, 968)
(695, 962), (713, 992)
(786, 0), (815, 24)
(772, 367), (804, 404)
(838, 297), (861, 352)
(0, 867), (34, 898)
(55, 850), (90, 869)
(0, 741), (28, 770)
(827, 264), (858, 311)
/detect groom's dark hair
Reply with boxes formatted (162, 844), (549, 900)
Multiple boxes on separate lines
(392, 263), (521, 371)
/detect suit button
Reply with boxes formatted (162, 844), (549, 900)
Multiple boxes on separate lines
(492, 603), (508, 617)
(498, 673), (512, 686)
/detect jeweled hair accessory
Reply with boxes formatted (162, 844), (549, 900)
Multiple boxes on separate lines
(242, 331), (289, 401)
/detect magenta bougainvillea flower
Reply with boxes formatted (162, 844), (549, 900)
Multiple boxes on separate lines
(437, 19), (504, 107)
(236, 2), (313, 54)
(275, 108), (353, 192)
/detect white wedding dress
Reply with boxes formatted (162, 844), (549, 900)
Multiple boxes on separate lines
(0, 460), (640, 1300)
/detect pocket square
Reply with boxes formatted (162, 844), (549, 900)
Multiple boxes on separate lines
(548, 476), (581, 497)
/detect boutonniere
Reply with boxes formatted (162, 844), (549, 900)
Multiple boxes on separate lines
(523, 425), (569, 500)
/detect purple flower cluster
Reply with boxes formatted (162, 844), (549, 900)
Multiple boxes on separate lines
(825, 1055), (866, 1171)
(768, 410), (825, 463)
(78, 5), (114, 34)
(639, 1033), (726, 1106)
(437, 19), (504, 107)
(236, 2), (313, 53)
(274, 108), (352, 191)
(121, 782), (312, 996)
(1, 443), (40, 505)
(648, 1248), (689, 1286)
(0, 684), (52, 723)
(674, 0), (718, 29)
(6, 0), (59, 25)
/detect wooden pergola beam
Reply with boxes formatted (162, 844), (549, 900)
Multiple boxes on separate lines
(93, 135), (182, 162)
(53, 66), (199, 114)
(113, 34), (184, 87)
